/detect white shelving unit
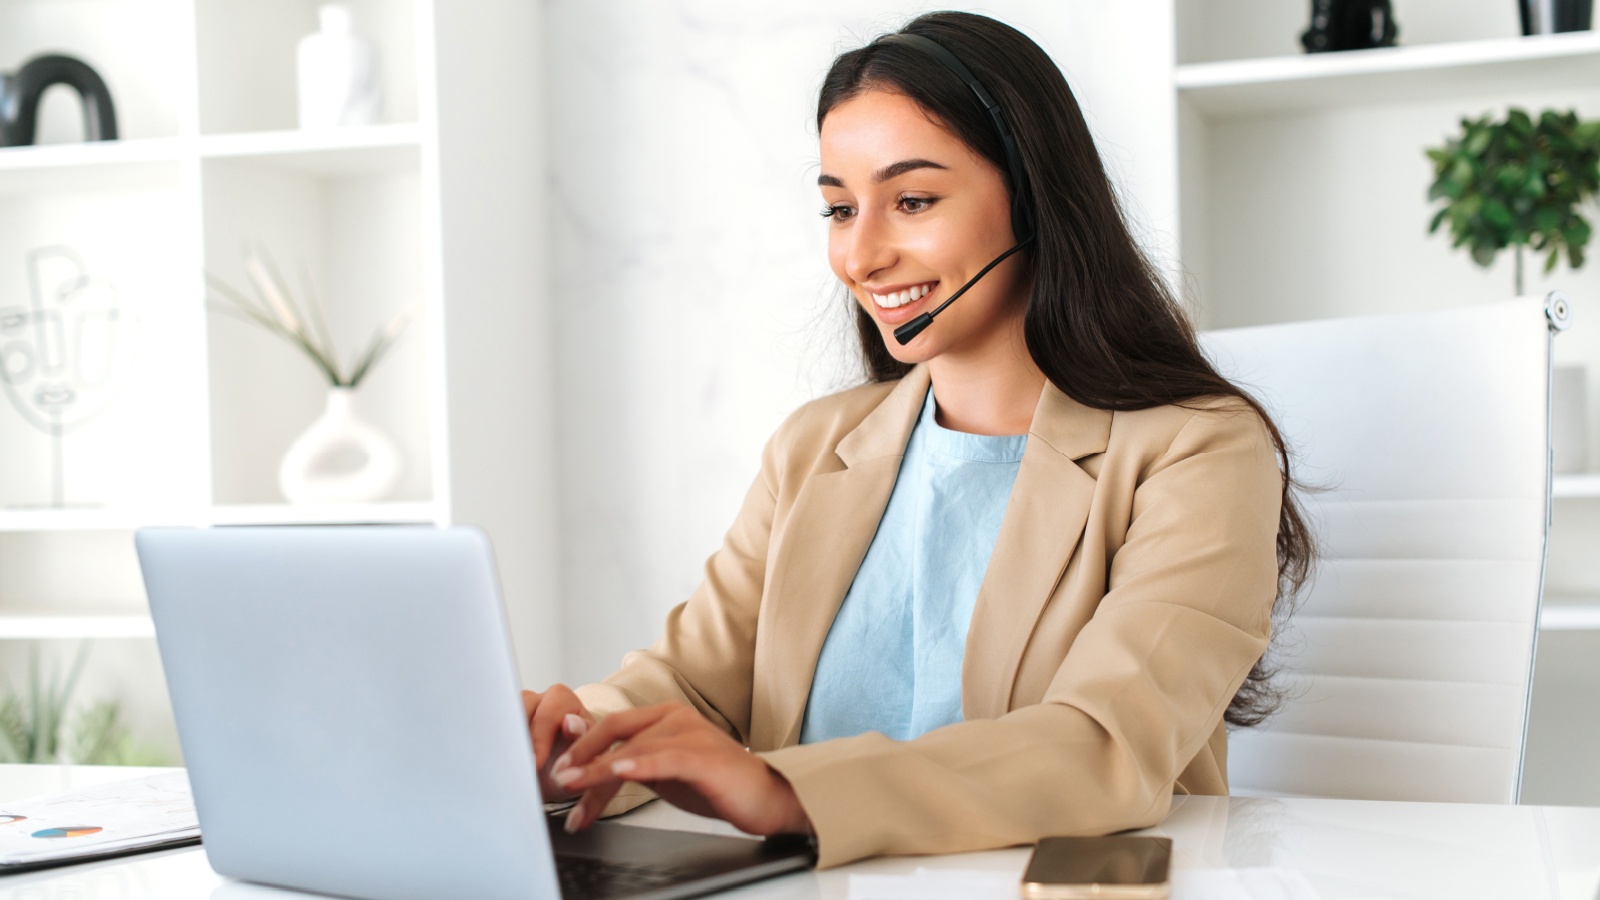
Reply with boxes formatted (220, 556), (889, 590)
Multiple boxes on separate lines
(0, 2), (442, 630)
(0, 0), (558, 757)
(1173, 3), (1600, 806)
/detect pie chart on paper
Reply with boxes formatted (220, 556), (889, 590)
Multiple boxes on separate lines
(31, 826), (102, 838)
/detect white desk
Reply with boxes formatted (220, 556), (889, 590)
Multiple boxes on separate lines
(2, 764), (1598, 899)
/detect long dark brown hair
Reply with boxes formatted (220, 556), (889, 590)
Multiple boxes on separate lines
(818, 11), (1315, 727)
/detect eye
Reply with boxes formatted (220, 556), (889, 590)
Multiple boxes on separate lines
(898, 195), (936, 213)
(820, 204), (855, 222)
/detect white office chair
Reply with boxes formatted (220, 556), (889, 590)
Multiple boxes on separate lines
(1201, 294), (1569, 804)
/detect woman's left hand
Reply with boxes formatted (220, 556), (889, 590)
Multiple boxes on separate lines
(549, 702), (813, 838)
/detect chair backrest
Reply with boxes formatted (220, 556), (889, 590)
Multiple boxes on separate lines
(1200, 295), (1567, 804)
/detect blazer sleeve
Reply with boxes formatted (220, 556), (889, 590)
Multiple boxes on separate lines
(760, 404), (1284, 868)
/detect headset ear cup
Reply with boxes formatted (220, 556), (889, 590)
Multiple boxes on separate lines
(1012, 192), (1036, 245)
(1003, 140), (1035, 244)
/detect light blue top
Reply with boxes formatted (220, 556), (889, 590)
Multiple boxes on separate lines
(800, 386), (1028, 743)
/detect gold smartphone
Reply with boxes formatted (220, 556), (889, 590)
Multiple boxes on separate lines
(1019, 835), (1172, 899)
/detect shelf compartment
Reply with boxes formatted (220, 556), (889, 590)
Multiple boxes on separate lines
(1178, 31), (1600, 117)
(195, 0), (419, 136)
(199, 156), (435, 507)
(0, 178), (211, 512)
(0, 0), (193, 142)
(0, 608), (154, 640)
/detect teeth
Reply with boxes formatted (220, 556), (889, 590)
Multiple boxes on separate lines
(871, 282), (935, 309)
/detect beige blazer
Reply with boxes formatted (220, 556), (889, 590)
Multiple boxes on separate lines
(575, 362), (1283, 868)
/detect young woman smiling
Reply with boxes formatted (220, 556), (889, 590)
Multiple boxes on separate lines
(522, 11), (1314, 868)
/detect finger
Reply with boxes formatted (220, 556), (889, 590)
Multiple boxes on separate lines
(540, 715), (591, 791)
(557, 703), (679, 770)
(564, 779), (623, 833)
(601, 746), (699, 787)
(563, 713), (590, 738)
(529, 685), (580, 767)
(553, 712), (707, 793)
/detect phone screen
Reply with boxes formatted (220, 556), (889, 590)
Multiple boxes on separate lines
(1022, 835), (1171, 887)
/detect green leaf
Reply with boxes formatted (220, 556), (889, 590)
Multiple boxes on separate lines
(1483, 199), (1514, 230)
(1569, 215), (1593, 247)
(1428, 207), (1450, 233)
(1471, 243), (1497, 267)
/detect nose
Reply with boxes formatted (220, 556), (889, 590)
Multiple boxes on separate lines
(841, 207), (897, 286)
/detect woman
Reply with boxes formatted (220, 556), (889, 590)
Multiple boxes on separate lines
(523, 11), (1313, 868)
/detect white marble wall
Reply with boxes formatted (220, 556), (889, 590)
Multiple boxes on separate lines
(541, 0), (1177, 685)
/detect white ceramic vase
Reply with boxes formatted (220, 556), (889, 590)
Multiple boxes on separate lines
(278, 388), (402, 504)
(296, 3), (382, 129)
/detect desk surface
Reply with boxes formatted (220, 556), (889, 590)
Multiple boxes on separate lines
(1, 765), (1597, 899)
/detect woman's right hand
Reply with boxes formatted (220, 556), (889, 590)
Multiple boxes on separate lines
(523, 684), (596, 803)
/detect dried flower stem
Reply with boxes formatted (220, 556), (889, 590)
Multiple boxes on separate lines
(206, 245), (417, 388)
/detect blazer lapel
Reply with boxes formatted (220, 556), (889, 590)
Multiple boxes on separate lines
(962, 381), (1111, 720)
(752, 365), (932, 750)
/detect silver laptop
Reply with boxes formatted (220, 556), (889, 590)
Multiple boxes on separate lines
(135, 525), (813, 900)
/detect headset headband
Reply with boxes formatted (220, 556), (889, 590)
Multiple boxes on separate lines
(875, 32), (1035, 243)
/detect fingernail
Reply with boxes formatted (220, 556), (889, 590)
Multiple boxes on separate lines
(563, 808), (581, 833)
(564, 714), (588, 736)
(551, 752), (571, 773)
(553, 766), (581, 787)
(610, 759), (636, 775)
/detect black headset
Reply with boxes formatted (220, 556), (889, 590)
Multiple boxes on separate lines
(873, 33), (1036, 345)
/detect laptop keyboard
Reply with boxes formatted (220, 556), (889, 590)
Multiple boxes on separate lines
(556, 855), (688, 898)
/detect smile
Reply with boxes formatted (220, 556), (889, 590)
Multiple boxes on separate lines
(870, 282), (937, 309)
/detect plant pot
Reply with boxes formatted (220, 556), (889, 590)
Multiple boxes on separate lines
(278, 387), (402, 503)
(1520, 0), (1593, 34)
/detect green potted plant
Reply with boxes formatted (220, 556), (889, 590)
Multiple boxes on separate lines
(1425, 107), (1600, 295)
(0, 644), (169, 765)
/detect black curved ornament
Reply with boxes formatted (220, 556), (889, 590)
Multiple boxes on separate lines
(1302, 0), (1399, 53)
(0, 54), (119, 148)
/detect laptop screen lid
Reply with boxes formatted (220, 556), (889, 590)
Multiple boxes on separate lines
(136, 525), (560, 900)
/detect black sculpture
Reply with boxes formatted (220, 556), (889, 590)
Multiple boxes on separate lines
(1520, 0), (1594, 35)
(1302, 0), (1399, 53)
(0, 54), (118, 148)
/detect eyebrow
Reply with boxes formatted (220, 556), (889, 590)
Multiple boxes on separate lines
(817, 158), (949, 188)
